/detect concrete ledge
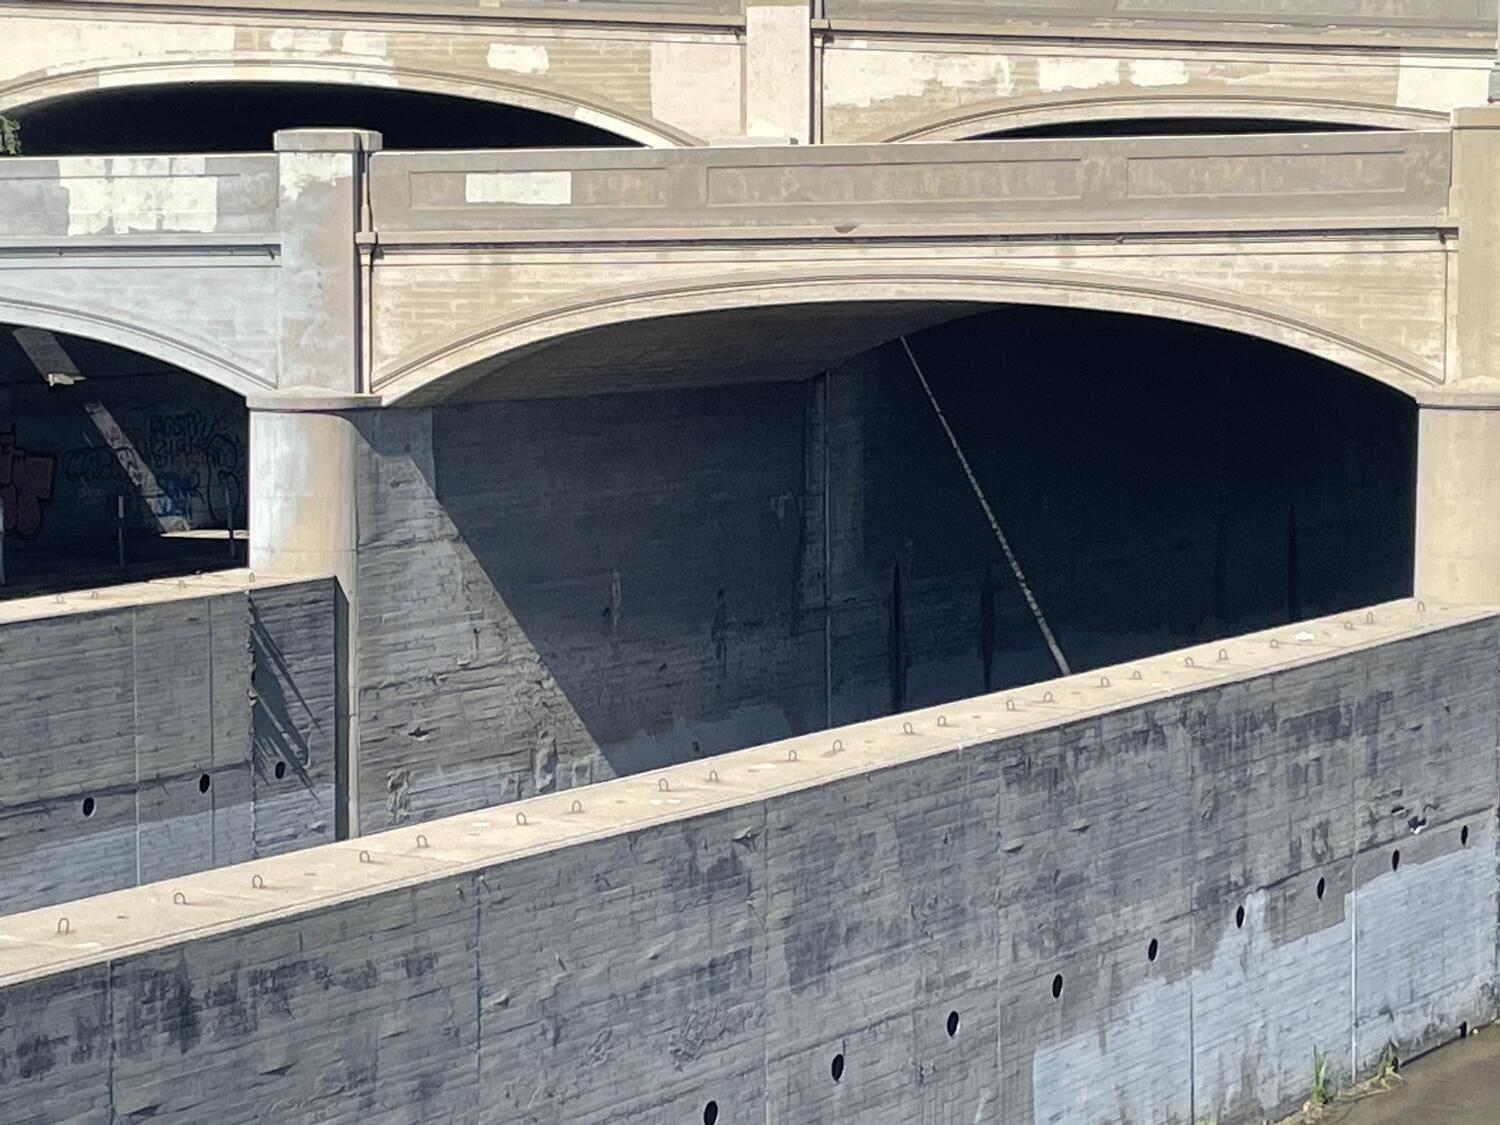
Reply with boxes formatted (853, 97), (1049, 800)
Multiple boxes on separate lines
(245, 393), (383, 412)
(0, 568), (322, 626)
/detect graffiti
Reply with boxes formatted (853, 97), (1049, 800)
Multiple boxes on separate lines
(0, 432), (56, 537)
(59, 408), (244, 531)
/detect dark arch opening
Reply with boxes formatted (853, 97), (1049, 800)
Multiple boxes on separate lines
(7, 82), (638, 155)
(395, 301), (1415, 775)
(973, 117), (1385, 140)
(0, 324), (247, 597)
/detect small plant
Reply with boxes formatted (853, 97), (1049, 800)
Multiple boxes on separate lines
(1309, 1047), (1332, 1107)
(0, 115), (19, 156)
(1376, 1043), (1401, 1089)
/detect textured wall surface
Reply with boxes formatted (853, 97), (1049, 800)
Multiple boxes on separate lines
(349, 324), (1416, 830)
(0, 607), (1491, 1124)
(0, 575), (338, 912)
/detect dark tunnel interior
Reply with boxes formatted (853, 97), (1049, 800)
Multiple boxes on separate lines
(975, 116), (1386, 139)
(0, 306), (1417, 761)
(6, 83), (637, 154)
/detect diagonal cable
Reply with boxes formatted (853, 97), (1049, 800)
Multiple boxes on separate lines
(900, 335), (1071, 676)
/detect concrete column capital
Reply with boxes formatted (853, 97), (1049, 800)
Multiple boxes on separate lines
(273, 129), (384, 153)
(1415, 388), (1500, 411)
(247, 393), (383, 413)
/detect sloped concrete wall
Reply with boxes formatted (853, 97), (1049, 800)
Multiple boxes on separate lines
(1, 607), (1491, 1124)
(0, 575), (338, 912)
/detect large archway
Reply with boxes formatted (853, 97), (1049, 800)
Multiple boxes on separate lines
(0, 325), (247, 596)
(350, 299), (1416, 825)
(876, 92), (1446, 143)
(3, 80), (645, 155)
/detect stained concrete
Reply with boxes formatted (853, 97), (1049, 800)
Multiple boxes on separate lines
(0, 601), (1490, 1124)
(0, 570), (339, 912)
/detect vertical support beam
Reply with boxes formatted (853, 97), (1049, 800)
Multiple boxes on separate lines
(1415, 400), (1500, 605)
(248, 401), (363, 835)
(261, 129), (382, 836)
(273, 128), (382, 394)
(744, 0), (812, 142)
(1450, 109), (1500, 389)
(1418, 110), (1500, 605)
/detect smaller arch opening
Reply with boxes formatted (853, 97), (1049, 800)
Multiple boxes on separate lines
(274, 760), (288, 780)
(1147, 938), (1159, 963)
(703, 1100), (719, 1125)
(1051, 974), (1064, 1000)
(1235, 905), (1246, 930)
(974, 117), (1385, 141)
(81, 796), (95, 818)
(1316, 877), (1327, 900)
(1461, 825), (1470, 847)
(1391, 849), (1401, 872)
(946, 1010), (960, 1038)
(198, 773), (212, 794)
(830, 1053), (845, 1083)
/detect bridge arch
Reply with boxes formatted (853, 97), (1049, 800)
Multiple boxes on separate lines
(872, 91), (1447, 142)
(377, 267), (1438, 405)
(0, 57), (703, 149)
(0, 294), (269, 400)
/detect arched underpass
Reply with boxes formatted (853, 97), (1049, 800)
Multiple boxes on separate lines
(3, 82), (639, 154)
(0, 325), (247, 596)
(357, 300), (1417, 827)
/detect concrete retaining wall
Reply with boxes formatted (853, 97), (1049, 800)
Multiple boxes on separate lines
(0, 573), (338, 913)
(1, 602), (1489, 1124)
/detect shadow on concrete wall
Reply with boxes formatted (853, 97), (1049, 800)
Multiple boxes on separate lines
(352, 303), (1416, 826)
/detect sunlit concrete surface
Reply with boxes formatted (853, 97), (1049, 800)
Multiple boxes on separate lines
(0, 599), (1493, 1123)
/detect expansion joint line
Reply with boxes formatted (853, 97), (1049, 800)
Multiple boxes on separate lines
(899, 336), (1072, 677)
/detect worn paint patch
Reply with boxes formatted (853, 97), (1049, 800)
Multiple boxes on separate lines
(823, 48), (1015, 108)
(746, 4), (811, 139)
(650, 39), (741, 138)
(1036, 56), (1122, 93)
(1396, 55), (1488, 112)
(1128, 59), (1190, 88)
(340, 31), (389, 58)
(0, 18), (235, 82)
(267, 27), (334, 54)
(464, 172), (572, 206)
(279, 152), (351, 203)
(56, 156), (218, 236)
(486, 43), (550, 74)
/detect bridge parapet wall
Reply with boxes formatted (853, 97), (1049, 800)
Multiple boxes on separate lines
(0, 601), (1492, 1124)
(369, 128), (1453, 235)
(0, 154), (279, 241)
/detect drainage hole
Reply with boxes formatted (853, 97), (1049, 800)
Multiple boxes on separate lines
(1051, 974), (1064, 1000)
(703, 1100), (719, 1125)
(1235, 905), (1246, 930)
(830, 1053), (845, 1083)
(946, 1010), (960, 1038)
(1391, 849), (1401, 872)
(1462, 825), (1470, 847)
(81, 796), (95, 818)
(1147, 938), (1159, 963)
(198, 773), (211, 794)
(274, 760), (287, 780)
(1316, 877), (1326, 900)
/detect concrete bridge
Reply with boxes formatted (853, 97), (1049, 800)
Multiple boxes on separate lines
(5, 123), (1500, 599)
(3, 0), (1496, 148)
